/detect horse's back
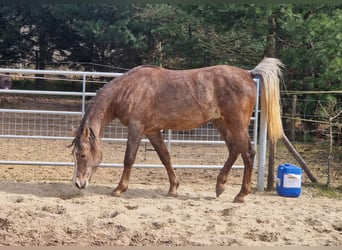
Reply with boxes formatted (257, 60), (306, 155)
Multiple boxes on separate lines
(112, 64), (257, 131)
(128, 64), (256, 97)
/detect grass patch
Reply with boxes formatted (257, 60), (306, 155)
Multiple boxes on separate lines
(304, 183), (342, 199)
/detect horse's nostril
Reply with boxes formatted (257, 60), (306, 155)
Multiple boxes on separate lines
(74, 177), (88, 189)
(74, 178), (85, 189)
(74, 182), (81, 189)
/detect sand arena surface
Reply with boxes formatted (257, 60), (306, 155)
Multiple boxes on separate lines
(0, 166), (341, 246)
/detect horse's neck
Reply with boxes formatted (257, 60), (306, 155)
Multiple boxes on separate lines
(86, 94), (115, 137)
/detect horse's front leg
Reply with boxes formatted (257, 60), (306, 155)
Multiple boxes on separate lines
(111, 123), (143, 197)
(146, 131), (179, 197)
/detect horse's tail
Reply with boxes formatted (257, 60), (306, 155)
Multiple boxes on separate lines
(250, 57), (284, 142)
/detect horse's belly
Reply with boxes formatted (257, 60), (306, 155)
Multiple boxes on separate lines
(150, 107), (221, 131)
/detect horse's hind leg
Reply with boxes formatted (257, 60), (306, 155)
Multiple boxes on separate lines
(213, 119), (240, 198)
(146, 131), (179, 197)
(214, 118), (256, 203)
(233, 134), (255, 203)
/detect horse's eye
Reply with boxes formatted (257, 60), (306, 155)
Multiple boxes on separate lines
(80, 154), (86, 158)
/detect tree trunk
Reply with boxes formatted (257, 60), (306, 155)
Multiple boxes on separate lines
(327, 123), (332, 188)
(264, 16), (276, 58)
(267, 141), (276, 191)
(35, 30), (46, 87)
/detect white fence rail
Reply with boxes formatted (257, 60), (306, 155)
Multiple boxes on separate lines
(0, 67), (267, 190)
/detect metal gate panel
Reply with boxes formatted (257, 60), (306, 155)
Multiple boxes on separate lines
(0, 68), (260, 170)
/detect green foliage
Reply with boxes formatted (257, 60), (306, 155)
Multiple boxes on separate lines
(0, 4), (340, 97)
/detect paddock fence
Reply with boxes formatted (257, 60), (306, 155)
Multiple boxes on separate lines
(0, 68), (269, 189)
(280, 92), (342, 186)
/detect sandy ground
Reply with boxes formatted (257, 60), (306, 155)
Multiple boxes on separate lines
(0, 166), (341, 246)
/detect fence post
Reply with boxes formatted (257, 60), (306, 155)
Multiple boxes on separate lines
(291, 94), (297, 141)
(82, 74), (86, 115)
(257, 78), (268, 192)
(252, 78), (260, 168)
(167, 129), (172, 152)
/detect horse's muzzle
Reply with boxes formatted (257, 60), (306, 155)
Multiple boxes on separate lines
(74, 177), (88, 189)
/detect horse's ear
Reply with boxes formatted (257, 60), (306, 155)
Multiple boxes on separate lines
(83, 126), (91, 139)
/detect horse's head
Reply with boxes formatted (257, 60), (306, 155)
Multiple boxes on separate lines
(70, 125), (102, 189)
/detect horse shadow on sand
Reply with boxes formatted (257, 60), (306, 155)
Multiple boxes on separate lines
(0, 181), (216, 201)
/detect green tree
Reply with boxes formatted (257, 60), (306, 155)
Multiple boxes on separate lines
(131, 4), (206, 68)
(278, 5), (342, 92)
(57, 4), (143, 70)
(0, 4), (340, 90)
(14, 5), (78, 70)
(0, 5), (27, 64)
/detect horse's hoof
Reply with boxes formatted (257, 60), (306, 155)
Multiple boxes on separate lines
(233, 196), (245, 203)
(167, 191), (178, 197)
(111, 190), (122, 197)
(216, 186), (225, 198)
